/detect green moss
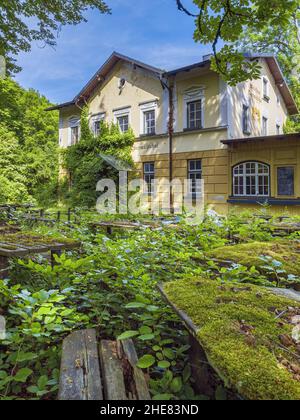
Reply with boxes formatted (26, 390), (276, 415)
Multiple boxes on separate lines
(206, 240), (300, 276)
(163, 278), (300, 400)
(0, 231), (79, 247)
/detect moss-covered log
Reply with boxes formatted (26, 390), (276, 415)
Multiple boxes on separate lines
(161, 278), (300, 400)
(206, 240), (300, 276)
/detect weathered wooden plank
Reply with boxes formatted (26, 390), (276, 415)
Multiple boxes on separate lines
(99, 340), (127, 400)
(121, 340), (151, 400)
(58, 329), (103, 400)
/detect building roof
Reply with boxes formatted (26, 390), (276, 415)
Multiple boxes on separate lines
(221, 132), (300, 145)
(46, 51), (298, 115)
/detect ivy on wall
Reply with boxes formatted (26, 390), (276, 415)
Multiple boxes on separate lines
(62, 107), (135, 207)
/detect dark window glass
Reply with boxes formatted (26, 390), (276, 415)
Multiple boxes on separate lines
(242, 105), (250, 134)
(277, 167), (294, 196)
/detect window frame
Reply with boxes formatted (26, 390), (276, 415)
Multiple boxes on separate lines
(140, 101), (157, 136)
(242, 104), (251, 135)
(143, 162), (155, 195)
(68, 116), (80, 146)
(186, 100), (203, 130)
(232, 161), (270, 197)
(188, 159), (202, 195)
(183, 87), (205, 130)
(262, 77), (270, 102)
(113, 107), (131, 133)
(91, 113), (105, 137)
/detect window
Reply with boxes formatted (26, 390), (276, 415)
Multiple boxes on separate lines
(188, 160), (202, 195)
(117, 115), (129, 133)
(276, 124), (281, 135)
(277, 167), (295, 196)
(233, 162), (270, 197)
(263, 77), (269, 101)
(144, 162), (155, 194)
(144, 110), (156, 135)
(187, 100), (202, 130)
(69, 117), (80, 145)
(242, 105), (251, 134)
(71, 126), (79, 145)
(92, 114), (105, 137)
(114, 107), (130, 133)
(262, 117), (268, 136)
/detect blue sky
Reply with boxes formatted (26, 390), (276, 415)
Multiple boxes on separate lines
(14, 0), (211, 104)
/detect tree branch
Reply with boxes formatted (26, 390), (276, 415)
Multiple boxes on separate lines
(175, 0), (197, 17)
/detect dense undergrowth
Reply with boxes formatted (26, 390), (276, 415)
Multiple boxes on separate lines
(0, 210), (299, 400)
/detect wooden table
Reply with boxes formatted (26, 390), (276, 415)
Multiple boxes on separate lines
(0, 233), (81, 278)
(89, 220), (160, 235)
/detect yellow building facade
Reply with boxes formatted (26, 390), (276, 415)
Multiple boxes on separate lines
(48, 52), (299, 214)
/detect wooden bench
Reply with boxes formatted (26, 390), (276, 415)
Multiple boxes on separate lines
(58, 329), (150, 401)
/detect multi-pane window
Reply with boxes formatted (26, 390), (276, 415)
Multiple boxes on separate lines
(144, 162), (155, 194)
(187, 100), (202, 130)
(144, 110), (156, 135)
(277, 167), (295, 196)
(242, 105), (250, 134)
(233, 162), (270, 197)
(262, 117), (268, 136)
(188, 160), (202, 195)
(70, 125), (79, 145)
(93, 120), (101, 136)
(117, 115), (129, 133)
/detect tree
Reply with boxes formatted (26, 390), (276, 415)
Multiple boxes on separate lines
(176, 1), (300, 86)
(0, 77), (59, 204)
(0, 0), (110, 74)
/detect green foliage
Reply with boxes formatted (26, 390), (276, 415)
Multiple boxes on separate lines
(0, 1), (110, 74)
(1, 212), (300, 400)
(177, 1), (300, 86)
(0, 77), (59, 205)
(62, 107), (135, 207)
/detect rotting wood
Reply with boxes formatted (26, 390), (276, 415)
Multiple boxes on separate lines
(99, 340), (128, 400)
(58, 329), (103, 401)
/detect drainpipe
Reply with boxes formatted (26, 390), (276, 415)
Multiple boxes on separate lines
(160, 76), (175, 215)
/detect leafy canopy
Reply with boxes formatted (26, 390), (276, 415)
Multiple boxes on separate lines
(176, 0), (300, 85)
(0, 0), (110, 73)
(0, 77), (59, 204)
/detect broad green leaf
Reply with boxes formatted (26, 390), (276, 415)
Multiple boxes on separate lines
(152, 393), (173, 401)
(125, 302), (146, 309)
(158, 361), (171, 369)
(117, 330), (139, 340)
(136, 354), (156, 369)
(138, 334), (155, 341)
(14, 368), (33, 383)
(170, 377), (183, 393)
